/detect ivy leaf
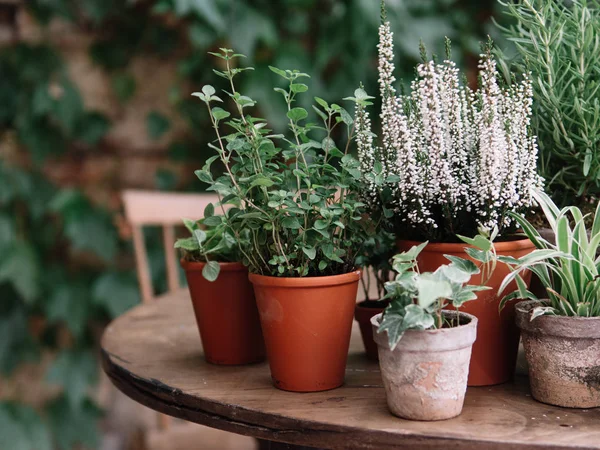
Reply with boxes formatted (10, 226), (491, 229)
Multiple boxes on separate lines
(202, 260), (220, 281)
(204, 202), (214, 218)
(416, 274), (452, 308)
(175, 0), (225, 32)
(111, 73), (136, 103)
(47, 397), (101, 450)
(146, 111), (171, 140)
(74, 112), (110, 146)
(0, 242), (40, 304)
(46, 350), (98, 409)
(45, 284), (89, 338)
(53, 78), (84, 136)
(92, 272), (140, 318)
(0, 403), (52, 450)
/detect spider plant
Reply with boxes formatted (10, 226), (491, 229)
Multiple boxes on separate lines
(498, 189), (600, 319)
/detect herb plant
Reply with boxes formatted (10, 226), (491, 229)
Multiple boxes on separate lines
(378, 242), (491, 350)
(356, 229), (396, 302)
(356, 4), (542, 242)
(497, 0), (600, 208)
(497, 189), (600, 319)
(193, 49), (371, 277)
(174, 205), (241, 281)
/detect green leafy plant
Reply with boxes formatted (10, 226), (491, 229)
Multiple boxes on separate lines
(356, 229), (396, 302)
(497, 189), (600, 319)
(174, 207), (241, 281)
(378, 241), (492, 349)
(193, 49), (373, 277)
(497, 0), (600, 207)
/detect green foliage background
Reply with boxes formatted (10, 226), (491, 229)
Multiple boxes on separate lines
(0, 0), (496, 447)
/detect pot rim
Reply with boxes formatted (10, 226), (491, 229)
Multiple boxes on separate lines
(370, 310), (477, 333)
(370, 311), (478, 351)
(180, 259), (246, 272)
(516, 300), (600, 338)
(398, 237), (535, 253)
(249, 270), (361, 287)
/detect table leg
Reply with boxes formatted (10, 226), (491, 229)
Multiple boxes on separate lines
(256, 439), (323, 450)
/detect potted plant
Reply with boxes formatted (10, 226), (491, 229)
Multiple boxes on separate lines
(192, 49), (372, 392)
(354, 4), (541, 385)
(355, 230), (395, 360)
(495, 189), (600, 408)
(497, 0), (600, 211)
(372, 243), (490, 420)
(175, 212), (265, 365)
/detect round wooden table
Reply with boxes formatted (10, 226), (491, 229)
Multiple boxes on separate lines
(101, 289), (600, 450)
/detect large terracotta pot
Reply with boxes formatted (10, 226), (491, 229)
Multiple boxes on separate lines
(181, 260), (265, 365)
(355, 300), (388, 360)
(372, 311), (477, 421)
(397, 238), (535, 386)
(516, 301), (600, 408)
(249, 271), (361, 392)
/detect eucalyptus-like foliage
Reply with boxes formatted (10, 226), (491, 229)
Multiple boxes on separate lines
(193, 49), (372, 277)
(497, 189), (600, 319)
(497, 0), (600, 207)
(378, 242), (491, 350)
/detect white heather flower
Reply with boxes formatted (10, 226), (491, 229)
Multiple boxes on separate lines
(357, 24), (542, 241)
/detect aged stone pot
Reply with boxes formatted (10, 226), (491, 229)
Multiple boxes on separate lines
(516, 301), (600, 408)
(371, 311), (478, 421)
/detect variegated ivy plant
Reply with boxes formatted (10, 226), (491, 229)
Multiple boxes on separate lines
(497, 189), (600, 319)
(378, 239), (493, 350)
(191, 49), (375, 278)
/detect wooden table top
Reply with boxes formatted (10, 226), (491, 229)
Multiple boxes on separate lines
(101, 289), (600, 450)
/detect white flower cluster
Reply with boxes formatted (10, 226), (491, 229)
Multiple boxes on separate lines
(357, 21), (542, 239)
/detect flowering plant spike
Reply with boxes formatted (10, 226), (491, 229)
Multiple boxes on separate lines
(356, 5), (543, 242)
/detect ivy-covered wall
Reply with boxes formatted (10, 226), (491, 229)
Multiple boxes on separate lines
(0, 1), (495, 448)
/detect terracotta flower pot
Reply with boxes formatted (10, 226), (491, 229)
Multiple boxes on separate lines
(372, 311), (478, 421)
(249, 270), (361, 392)
(516, 301), (600, 408)
(397, 238), (535, 386)
(181, 260), (265, 365)
(355, 300), (389, 360)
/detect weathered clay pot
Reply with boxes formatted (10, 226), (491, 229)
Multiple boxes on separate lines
(516, 301), (600, 408)
(398, 238), (535, 386)
(355, 300), (388, 361)
(372, 311), (478, 421)
(250, 270), (361, 392)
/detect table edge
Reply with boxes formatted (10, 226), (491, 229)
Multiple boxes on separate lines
(101, 347), (593, 450)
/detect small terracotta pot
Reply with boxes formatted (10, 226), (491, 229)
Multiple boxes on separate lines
(181, 260), (265, 365)
(355, 300), (389, 360)
(372, 311), (478, 421)
(397, 238), (535, 386)
(250, 270), (361, 392)
(516, 301), (600, 408)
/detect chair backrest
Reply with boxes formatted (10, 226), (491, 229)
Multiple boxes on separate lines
(122, 190), (220, 303)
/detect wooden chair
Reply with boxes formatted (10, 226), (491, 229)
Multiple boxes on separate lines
(118, 189), (255, 450)
(122, 189), (219, 305)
